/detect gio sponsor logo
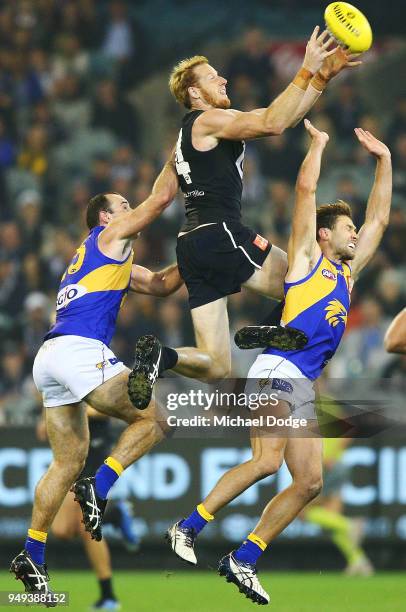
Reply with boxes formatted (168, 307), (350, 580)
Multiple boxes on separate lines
(56, 284), (87, 310)
(322, 268), (337, 281)
(325, 299), (347, 327)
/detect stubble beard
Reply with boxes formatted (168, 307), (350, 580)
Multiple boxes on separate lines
(200, 88), (231, 109)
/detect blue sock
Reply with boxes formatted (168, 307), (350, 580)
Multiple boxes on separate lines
(95, 460), (122, 500)
(181, 504), (214, 534)
(25, 532), (47, 565)
(234, 534), (267, 565)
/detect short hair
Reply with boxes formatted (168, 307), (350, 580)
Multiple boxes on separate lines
(169, 55), (209, 108)
(86, 193), (114, 230)
(316, 200), (353, 241)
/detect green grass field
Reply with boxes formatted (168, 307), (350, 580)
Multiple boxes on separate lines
(1, 571), (405, 612)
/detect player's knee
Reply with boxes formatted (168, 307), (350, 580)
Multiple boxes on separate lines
(251, 455), (283, 479)
(203, 360), (231, 382)
(297, 475), (323, 502)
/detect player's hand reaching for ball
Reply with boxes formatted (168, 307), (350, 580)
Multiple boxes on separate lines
(304, 118), (329, 147)
(302, 26), (338, 74)
(354, 128), (391, 159)
(319, 47), (362, 81)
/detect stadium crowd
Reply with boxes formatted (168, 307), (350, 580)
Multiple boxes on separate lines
(0, 1), (405, 425)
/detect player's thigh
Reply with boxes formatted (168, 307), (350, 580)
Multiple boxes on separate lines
(52, 491), (81, 538)
(284, 437), (323, 483)
(45, 403), (89, 465)
(243, 245), (287, 300)
(191, 297), (231, 362)
(85, 368), (162, 424)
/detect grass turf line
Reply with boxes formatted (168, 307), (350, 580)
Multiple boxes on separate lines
(1, 571), (405, 611)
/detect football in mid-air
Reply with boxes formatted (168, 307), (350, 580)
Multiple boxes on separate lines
(324, 2), (372, 53)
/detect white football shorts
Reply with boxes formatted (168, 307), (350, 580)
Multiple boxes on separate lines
(245, 354), (316, 420)
(33, 335), (127, 408)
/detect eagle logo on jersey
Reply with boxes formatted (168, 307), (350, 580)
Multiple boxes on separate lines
(325, 299), (348, 328)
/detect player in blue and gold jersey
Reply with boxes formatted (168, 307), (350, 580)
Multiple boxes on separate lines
(167, 120), (392, 605)
(10, 161), (183, 597)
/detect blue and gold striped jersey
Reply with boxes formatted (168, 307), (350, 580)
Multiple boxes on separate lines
(45, 226), (133, 346)
(265, 253), (352, 380)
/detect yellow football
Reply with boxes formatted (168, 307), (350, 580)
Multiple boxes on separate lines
(324, 2), (372, 53)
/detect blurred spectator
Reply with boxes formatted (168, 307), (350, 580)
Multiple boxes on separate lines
(89, 156), (111, 194)
(101, 1), (145, 87)
(334, 175), (364, 227)
(30, 48), (55, 96)
(16, 189), (43, 252)
(0, 221), (22, 261)
(386, 97), (406, 146)
(52, 33), (90, 81)
(0, 342), (38, 425)
(0, 117), (15, 168)
(18, 124), (49, 176)
(268, 180), (293, 241)
(257, 133), (302, 182)
(392, 133), (406, 199)
(227, 28), (274, 105)
(376, 269), (405, 317)
(91, 79), (140, 147)
(326, 80), (365, 141)
(0, 259), (24, 317)
(333, 298), (391, 376)
(21, 292), (51, 363)
(52, 73), (90, 132)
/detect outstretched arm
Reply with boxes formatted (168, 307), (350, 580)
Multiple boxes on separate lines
(199, 27), (337, 140)
(130, 263), (183, 297)
(100, 157), (179, 245)
(350, 129), (392, 280)
(286, 119), (329, 282)
(384, 308), (406, 354)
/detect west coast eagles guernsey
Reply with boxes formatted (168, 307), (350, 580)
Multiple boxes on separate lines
(265, 253), (352, 380)
(45, 226), (132, 346)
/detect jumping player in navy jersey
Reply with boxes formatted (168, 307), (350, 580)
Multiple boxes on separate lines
(128, 32), (363, 410)
(9, 163), (183, 598)
(166, 121), (392, 604)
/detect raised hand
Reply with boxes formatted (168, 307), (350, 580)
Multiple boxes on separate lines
(319, 47), (362, 80)
(303, 26), (338, 75)
(304, 118), (329, 146)
(354, 128), (391, 158)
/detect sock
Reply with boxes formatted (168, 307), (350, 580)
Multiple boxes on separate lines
(95, 457), (124, 500)
(262, 301), (284, 326)
(180, 503), (214, 534)
(306, 506), (349, 532)
(99, 577), (115, 601)
(332, 531), (364, 565)
(160, 346), (178, 373)
(25, 529), (47, 565)
(306, 507), (363, 564)
(234, 533), (267, 565)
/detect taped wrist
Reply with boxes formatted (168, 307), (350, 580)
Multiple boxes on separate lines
(292, 67), (314, 91)
(311, 71), (330, 92)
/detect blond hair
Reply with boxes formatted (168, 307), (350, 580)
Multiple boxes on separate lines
(169, 55), (209, 108)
